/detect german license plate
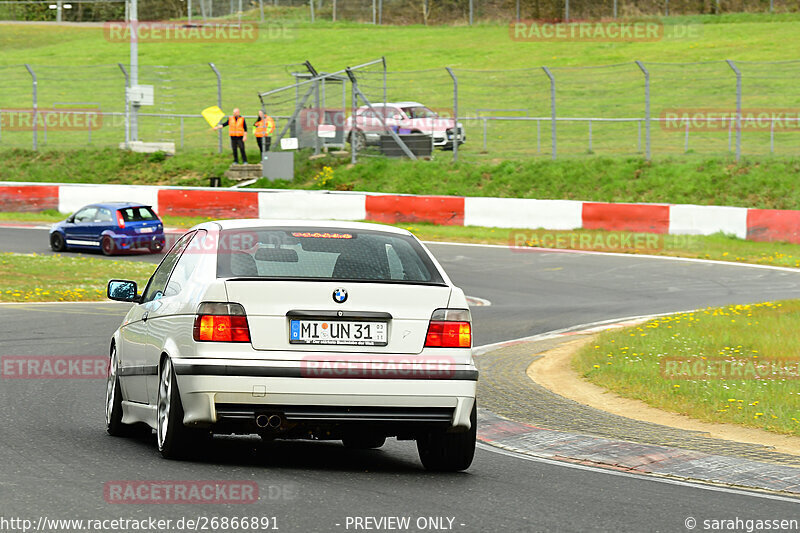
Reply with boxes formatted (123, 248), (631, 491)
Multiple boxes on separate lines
(290, 320), (388, 346)
(138, 227), (155, 233)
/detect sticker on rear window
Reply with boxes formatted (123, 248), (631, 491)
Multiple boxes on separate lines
(291, 232), (353, 239)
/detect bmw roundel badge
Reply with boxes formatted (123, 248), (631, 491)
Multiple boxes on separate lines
(333, 288), (348, 304)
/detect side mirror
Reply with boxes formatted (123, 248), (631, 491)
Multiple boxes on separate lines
(66, 215), (75, 223)
(107, 279), (140, 303)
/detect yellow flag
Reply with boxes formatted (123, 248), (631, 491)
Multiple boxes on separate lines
(201, 106), (225, 128)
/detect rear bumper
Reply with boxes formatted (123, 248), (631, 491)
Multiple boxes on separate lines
(171, 357), (478, 432)
(113, 232), (165, 250)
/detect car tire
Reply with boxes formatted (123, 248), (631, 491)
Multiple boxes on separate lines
(342, 434), (386, 450)
(351, 130), (366, 152)
(106, 345), (129, 437)
(101, 236), (115, 256)
(50, 232), (66, 252)
(157, 358), (192, 459)
(416, 402), (476, 472)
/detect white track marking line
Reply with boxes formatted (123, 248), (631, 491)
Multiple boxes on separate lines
(477, 443), (800, 504)
(465, 296), (492, 307)
(424, 240), (800, 273)
(472, 311), (685, 355)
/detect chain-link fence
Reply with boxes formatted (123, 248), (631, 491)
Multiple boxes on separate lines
(2, 59), (800, 160)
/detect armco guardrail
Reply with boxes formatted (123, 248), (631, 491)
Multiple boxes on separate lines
(0, 182), (798, 244)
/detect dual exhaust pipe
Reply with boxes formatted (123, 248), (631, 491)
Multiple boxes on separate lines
(255, 414), (282, 429)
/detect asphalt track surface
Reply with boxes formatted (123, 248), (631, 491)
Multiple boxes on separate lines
(1, 226), (799, 532)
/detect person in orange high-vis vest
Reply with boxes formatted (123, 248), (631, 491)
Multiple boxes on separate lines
(254, 109), (275, 157)
(214, 108), (248, 164)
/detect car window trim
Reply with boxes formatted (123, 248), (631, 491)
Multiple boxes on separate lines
(223, 277), (448, 287)
(163, 229), (207, 298)
(140, 230), (197, 304)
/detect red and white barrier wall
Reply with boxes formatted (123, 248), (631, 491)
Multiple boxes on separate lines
(1, 181), (798, 244)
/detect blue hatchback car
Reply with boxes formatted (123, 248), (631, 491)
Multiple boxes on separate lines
(49, 202), (166, 256)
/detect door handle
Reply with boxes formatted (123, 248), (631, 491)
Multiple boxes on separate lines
(142, 312), (149, 322)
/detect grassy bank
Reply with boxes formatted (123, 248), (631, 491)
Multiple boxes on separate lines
(5, 149), (800, 210)
(2, 14), (800, 157)
(3, 13), (799, 72)
(0, 253), (155, 302)
(574, 302), (800, 436)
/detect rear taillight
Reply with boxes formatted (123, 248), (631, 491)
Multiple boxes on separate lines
(116, 211), (125, 229)
(425, 308), (472, 348)
(193, 302), (250, 343)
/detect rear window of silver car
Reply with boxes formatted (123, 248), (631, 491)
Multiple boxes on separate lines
(216, 228), (445, 285)
(119, 206), (159, 222)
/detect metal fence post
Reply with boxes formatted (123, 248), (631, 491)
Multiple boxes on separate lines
(516, 0), (520, 21)
(445, 67), (458, 162)
(25, 64), (37, 151)
(635, 60), (650, 160)
(209, 62), (222, 154)
(726, 59), (742, 162)
(332, 0), (336, 21)
(382, 56), (387, 109)
(350, 77), (357, 164)
(129, 0), (139, 142)
(313, 79), (321, 155)
(542, 66), (556, 160)
(469, 0), (473, 25)
(613, 0), (617, 18)
(378, 0), (382, 24)
(118, 63), (130, 148)
(372, 0), (376, 24)
(564, 0), (569, 21)
(665, 0), (669, 16)
(309, 0), (314, 22)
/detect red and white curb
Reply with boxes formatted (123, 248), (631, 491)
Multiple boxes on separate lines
(2, 182), (800, 244)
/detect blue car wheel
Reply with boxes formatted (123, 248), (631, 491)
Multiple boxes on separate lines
(101, 236), (116, 256)
(50, 232), (66, 252)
